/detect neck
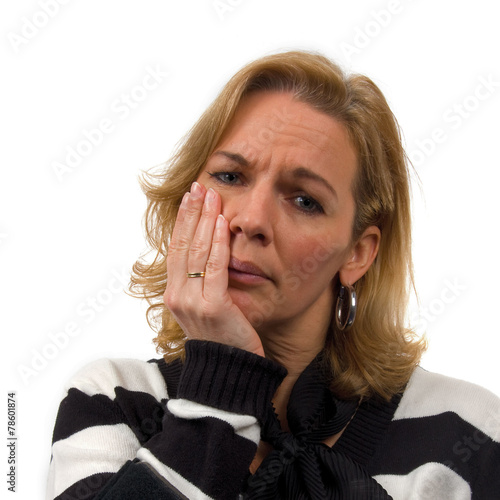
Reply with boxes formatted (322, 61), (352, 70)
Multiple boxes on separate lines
(264, 341), (322, 431)
(258, 304), (332, 430)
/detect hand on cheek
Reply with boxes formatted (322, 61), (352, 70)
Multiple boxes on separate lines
(164, 182), (265, 357)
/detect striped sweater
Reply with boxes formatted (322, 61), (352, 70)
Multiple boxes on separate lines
(46, 340), (500, 499)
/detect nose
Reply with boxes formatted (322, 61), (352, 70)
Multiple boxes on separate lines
(225, 185), (274, 245)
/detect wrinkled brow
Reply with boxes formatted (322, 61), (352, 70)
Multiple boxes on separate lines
(213, 150), (337, 199)
(213, 151), (249, 167)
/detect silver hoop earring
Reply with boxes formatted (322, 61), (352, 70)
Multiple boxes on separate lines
(335, 284), (357, 331)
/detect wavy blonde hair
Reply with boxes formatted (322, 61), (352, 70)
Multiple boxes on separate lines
(130, 50), (426, 400)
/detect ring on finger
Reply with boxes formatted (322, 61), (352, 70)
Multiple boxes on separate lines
(186, 272), (206, 278)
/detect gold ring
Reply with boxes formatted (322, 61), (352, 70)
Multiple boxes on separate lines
(186, 272), (206, 278)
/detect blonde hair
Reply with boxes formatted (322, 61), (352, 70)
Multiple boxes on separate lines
(130, 50), (426, 400)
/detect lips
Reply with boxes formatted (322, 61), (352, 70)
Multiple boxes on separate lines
(228, 257), (270, 281)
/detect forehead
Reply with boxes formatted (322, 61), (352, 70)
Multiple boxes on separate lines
(216, 92), (357, 171)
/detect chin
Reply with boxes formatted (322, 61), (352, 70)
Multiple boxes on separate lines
(228, 287), (282, 328)
(228, 287), (256, 314)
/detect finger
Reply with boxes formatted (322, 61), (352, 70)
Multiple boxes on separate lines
(187, 188), (221, 282)
(166, 191), (189, 270)
(203, 213), (230, 303)
(165, 192), (189, 308)
(168, 191), (189, 251)
(167, 182), (206, 282)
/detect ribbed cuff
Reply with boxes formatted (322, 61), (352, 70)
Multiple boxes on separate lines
(178, 340), (287, 422)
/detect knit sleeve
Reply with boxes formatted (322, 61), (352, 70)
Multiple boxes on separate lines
(46, 341), (286, 500)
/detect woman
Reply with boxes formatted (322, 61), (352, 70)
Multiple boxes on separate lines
(47, 51), (500, 499)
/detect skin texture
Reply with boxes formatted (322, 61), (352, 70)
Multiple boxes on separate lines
(164, 91), (380, 444)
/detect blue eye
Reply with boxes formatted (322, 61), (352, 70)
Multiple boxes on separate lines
(208, 171), (240, 184)
(294, 195), (324, 214)
(207, 171), (324, 215)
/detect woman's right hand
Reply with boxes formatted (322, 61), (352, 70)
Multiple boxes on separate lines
(164, 182), (265, 357)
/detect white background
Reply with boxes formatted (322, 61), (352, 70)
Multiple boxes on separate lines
(1, 1), (499, 497)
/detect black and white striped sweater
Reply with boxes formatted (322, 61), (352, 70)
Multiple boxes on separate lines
(47, 341), (500, 499)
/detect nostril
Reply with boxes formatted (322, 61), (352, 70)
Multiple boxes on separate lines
(228, 211), (272, 244)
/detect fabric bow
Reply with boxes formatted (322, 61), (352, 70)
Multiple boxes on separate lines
(243, 356), (393, 499)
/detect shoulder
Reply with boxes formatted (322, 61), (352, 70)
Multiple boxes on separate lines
(371, 368), (500, 497)
(395, 366), (500, 441)
(63, 357), (171, 403)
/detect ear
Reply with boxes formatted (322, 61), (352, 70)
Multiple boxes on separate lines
(339, 225), (380, 286)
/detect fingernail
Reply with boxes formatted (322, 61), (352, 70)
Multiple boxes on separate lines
(191, 182), (202, 199)
(181, 192), (189, 207)
(206, 188), (216, 206)
(216, 214), (226, 228)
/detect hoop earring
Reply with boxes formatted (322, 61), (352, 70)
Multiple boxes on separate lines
(335, 284), (357, 331)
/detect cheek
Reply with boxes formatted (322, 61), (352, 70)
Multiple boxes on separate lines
(284, 234), (349, 281)
(276, 233), (354, 308)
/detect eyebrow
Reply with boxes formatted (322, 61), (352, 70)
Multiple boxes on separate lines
(213, 150), (337, 198)
(213, 150), (249, 167)
(290, 167), (337, 199)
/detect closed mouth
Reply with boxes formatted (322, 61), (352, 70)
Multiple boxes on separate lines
(228, 257), (270, 280)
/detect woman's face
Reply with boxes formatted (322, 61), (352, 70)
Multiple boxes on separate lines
(197, 91), (362, 335)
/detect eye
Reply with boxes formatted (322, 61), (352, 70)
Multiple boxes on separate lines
(293, 195), (324, 214)
(207, 171), (241, 185)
